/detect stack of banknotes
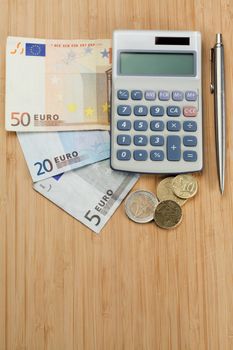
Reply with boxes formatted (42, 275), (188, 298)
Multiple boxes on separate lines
(5, 36), (139, 233)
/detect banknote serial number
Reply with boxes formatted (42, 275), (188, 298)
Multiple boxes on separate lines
(11, 112), (59, 126)
(84, 190), (113, 227)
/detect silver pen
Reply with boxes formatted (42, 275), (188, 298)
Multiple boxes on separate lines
(210, 33), (226, 194)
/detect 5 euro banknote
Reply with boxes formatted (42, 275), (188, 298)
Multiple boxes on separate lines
(33, 160), (139, 233)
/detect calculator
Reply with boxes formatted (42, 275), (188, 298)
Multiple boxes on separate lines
(110, 30), (203, 174)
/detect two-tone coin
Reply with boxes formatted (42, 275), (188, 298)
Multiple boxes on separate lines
(125, 190), (159, 223)
(172, 174), (198, 199)
(154, 200), (183, 229)
(156, 177), (187, 206)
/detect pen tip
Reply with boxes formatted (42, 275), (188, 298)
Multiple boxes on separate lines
(220, 182), (224, 195)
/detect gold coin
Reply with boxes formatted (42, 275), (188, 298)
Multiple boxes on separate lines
(154, 200), (183, 229)
(172, 174), (198, 199)
(156, 177), (187, 206)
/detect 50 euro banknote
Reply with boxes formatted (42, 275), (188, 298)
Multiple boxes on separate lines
(33, 160), (139, 233)
(17, 130), (110, 182)
(6, 36), (112, 132)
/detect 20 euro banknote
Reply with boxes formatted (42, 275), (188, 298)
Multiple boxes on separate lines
(33, 160), (139, 233)
(17, 130), (110, 182)
(6, 36), (112, 132)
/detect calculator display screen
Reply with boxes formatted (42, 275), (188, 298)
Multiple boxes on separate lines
(119, 52), (195, 76)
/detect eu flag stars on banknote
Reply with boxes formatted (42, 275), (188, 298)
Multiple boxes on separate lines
(25, 43), (46, 56)
(5, 36), (139, 233)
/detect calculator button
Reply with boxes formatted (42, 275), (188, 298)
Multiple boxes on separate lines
(150, 135), (164, 146)
(172, 91), (184, 101)
(133, 150), (148, 161)
(150, 106), (164, 116)
(117, 90), (129, 100)
(134, 120), (148, 131)
(117, 120), (131, 130)
(158, 91), (170, 101)
(185, 91), (197, 101)
(117, 135), (131, 145)
(134, 105), (148, 116)
(183, 151), (197, 161)
(134, 135), (148, 146)
(183, 136), (197, 147)
(167, 120), (181, 131)
(183, 121), (197, 132)
(183, 106), (197, 117)
(167, 136), (181, 161)
(167, 106), (181, 117)
(150, 150), (164, 161)
(117, 150), (131, 160)
(145, 90), (156, 100)
(150, 121), (165, 131)
(131, 90), (143, 100)
(117, 105), (131, 116)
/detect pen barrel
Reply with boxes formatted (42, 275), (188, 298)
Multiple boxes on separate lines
(213, 44), (226, 191)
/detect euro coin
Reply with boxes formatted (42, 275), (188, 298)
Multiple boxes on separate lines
(154, 200), (183, 229)
(125, 190), (159, 223)
(172, 174), (198, 199)
(156, 177), (187, 206)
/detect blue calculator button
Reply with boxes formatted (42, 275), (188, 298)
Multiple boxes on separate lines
(150, 135), (164, 146)
(150, 106), (164, 116)
(131, 90), (143, 100)
(117, 90), (129, 100)
(172, 91), (184, 101)
(167, 136), (181, 161)
(117, 105), (131, 116)
(117, 120), (131, 130)
(117, 150), (131, 161)
(150, 121), (164, 131)
(183, 150), (197, 161)
(133, 150), (148, 161)
(185, 91), (197, 101)
(167, 106), (181, 117)
(134, 120), (148, 131)
(134, 135), (148, 146)
(150, 150), (164, 161)
(183, 121), (197, 132)
(145, 90), (156, 100)
(117, 135), (131, 145)
(183, 136), (197, 147)
(134, 105), (148, 116)
(158, 90), (170, 101)
(167, 120), (181, 131)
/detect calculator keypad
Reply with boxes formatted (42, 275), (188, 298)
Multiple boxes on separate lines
(114, 89), (200, 167)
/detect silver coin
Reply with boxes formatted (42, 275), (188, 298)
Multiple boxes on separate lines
(125, 190), (159, 223)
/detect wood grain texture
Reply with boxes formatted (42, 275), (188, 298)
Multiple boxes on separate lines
(1, 0), (233, 349)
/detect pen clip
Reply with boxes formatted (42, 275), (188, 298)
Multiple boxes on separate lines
(210, 48), (215, 93)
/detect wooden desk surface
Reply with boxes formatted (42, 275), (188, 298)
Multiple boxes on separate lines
(1, 1), (233, 349)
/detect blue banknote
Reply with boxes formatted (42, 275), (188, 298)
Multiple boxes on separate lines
(17, 130), (110, 182)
